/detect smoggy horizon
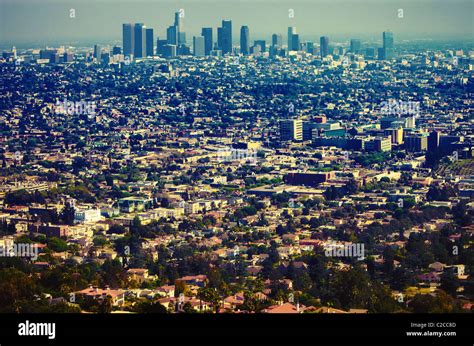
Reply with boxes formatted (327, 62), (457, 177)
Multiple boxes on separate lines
(1, 0), (473, 47)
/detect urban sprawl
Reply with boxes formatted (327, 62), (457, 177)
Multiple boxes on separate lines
(0, 11), (473, 314)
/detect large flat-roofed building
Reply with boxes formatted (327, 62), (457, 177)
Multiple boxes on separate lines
(284, 171), (335, 187)
(385, 128), (404, 145)
(365, 136), (392, 152)
(405, 134), (428, 152)
(280, 119), (303, 141)
(74, 208), (102, 223)
(28, 224), (69, 238)
(118, 197), (153, 213)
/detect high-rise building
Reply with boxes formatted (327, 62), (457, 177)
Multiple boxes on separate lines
(350, 39), (361, 54)
(378, 47), (385, 60)
(428, 131), (440, 152)
(134, 23), (146, 58)
(254, 40), (266, 53)
(320, 36), (329, 58)
(272, 34), (282, 48)
(288, 27), (296, 51)
(145, 28), (154, 57)
(122, 23), (134, 57)
(240, 26), (250, 55)
(221, 20), (232, 55)
(291, 34), (300, 52)
(201, 28), (213, 56)
(405, 134), (428, 152)
(304, 41), (314, 54)
(193, 36), (205, 57)
(384, 128), (404, 145)
(156, 39), (168, 56)
(280, 119), (303, 142)
(383, 31), (394, 60)
(365, 137), (392, 152)
(167, 26), (178, 45)
(163, 44), (177, 58)
(217, 27), (223, 51)
(174, 11), (185, 44)
(94, 44), (102, 61)
(112, 46), (122, 55)
(250, 45), (261, 55)
(63, 52), (74, 63)
(365, 47), (376, 59)
(406, 115), (416, 129)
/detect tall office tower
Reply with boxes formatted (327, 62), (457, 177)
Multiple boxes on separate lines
(156, 39), (168, 55)
(378, 47), (385, 60)
(134, 23), (146, 58)
(63, 52), (74, 62)
(112, 46), (122, 55)
(304, 41), (314, 54)
(383, 31), (394, 59)
(163, 44), (177, 58)
(145, 28), (154, 56)
(221, 20), (232, 54)
(174, 11), (185, 44)
(291, 34), (300, 52)
(193, 36), (205, 56)
(350, 39), (361, 54)
(405, 115), (416, 129)
(122, 23), (134, 57)
(201, 28), (213, 55)
(405, 134), (428, 152)
(280, 119), (303, 142)
(217, 27), (223, 50)
(240, 26), (250, 55)
(254, 40), (266, 53)
(384, 127), (404, 144)
(320, 36), (329, 58)
(365, 47), (376, 59)
(250, 44), (261, 55)
(272, 34), (282, 48)
(93, 44), (102, 61)
(288, 27), (296, 51)
(428, 131), (440, 152)
(167, 25), (178, 45)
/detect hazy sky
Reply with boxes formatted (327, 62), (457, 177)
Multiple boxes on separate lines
(0, 0), (473, 45)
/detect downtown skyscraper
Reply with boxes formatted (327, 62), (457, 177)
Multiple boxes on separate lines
(193, 36), (205, 57)
(122, 23), (134, 57)
(350, 39), (361, 54)
(382, 31), (394, 59)
(220, 20), (232, 55)
(320, 36), (329, 58)
(174, 11), (186, 45)
(240, 26), (249, 55)
(201, 28), (213, 56)
(288, 27), (297, 51)
(134, 23), (146, 58)
(145, 28), (154, 57)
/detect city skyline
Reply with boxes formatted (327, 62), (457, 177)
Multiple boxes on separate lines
(1, 0), (473, 46)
